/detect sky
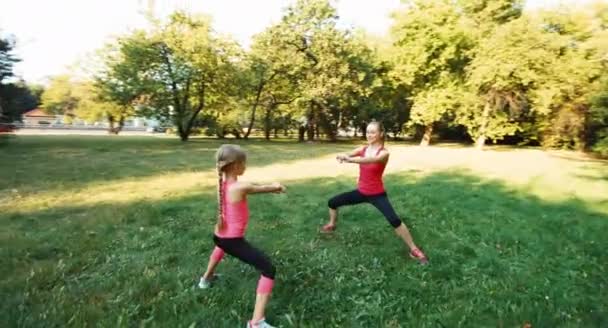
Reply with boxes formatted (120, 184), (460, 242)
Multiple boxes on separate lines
(0, 0), (604, 84)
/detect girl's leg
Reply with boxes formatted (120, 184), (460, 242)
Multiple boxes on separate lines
(202, 246), (224, 281)
(215, 237), (276, 323)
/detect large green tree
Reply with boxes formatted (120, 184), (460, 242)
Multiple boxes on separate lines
(40, 75), (80, 115)
(239, 26), (299, 140)
(529, 6), (608, 150)
(462, 16), (559, 149)
(100, 12), (239, 141)
(268, 0), (380, 141)
(391, 0), (473, 145)
(0, 35), (26, 123)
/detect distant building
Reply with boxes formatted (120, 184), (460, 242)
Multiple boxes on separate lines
(21, 108), (59, 125)
(20, 108), (162, 130)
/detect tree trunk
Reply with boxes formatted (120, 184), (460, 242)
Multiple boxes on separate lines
(264, 126), (271, 140)
(264, 106), (272, 140)
(107, 115), (124, 135)
(475, 102), (492, 150)
(361, 122), (367, 140)
(232, 128), (242, 139)
(176, 84), (206, 143)
(244, 82), (265, 140)
(307, 121), (315, 141)
(107, 115), (116, 134)
(475, 135), (486, 149)
(177, 116), (189, 141)
(317, 109), (337, 141)
(298, 126), (306, 142)
(216, 126), (226, 139)
(179, 129), (189, 141)
(420, 123), (433, 146)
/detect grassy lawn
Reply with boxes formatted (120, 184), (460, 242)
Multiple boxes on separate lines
(1, 135), (607, 327)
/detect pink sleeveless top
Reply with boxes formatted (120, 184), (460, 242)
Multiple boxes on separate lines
(215, 180), (249, 238)
(356, 146), (386, 195)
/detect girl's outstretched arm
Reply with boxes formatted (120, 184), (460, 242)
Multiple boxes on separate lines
(242, 182), (286, 194)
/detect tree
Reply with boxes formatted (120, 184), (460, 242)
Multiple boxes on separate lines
(409, 77), (465, 145)
(102, 12), (239, 141)
(461, 15), (558, 149)
(391, 0), (472, 145)
(40, 75), (80, 115)
(529, 6), (607, 150)
(268, 0), (380, 141)
(590, 77), (608, 156)
(73, 82), (133, 134)
(240, 25), (300, 140)
(0, 35), (19, 83)
(94, 36), (153, 134)
(0, 81), (41, 123)
(0, 34), (22, 122)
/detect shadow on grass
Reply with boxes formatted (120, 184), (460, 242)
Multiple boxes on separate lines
(574, 163), (608, 183)
(548, 151), (608, 164)
(0, 135), (356, 195)
(1, 170), (606, 327)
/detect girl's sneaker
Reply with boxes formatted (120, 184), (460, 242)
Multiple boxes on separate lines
(197, 277), (211, 289)
(247, 318), (276, 328)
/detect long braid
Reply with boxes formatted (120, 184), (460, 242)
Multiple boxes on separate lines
(216, 163), (224, 230)
(214, 144), (247, 231)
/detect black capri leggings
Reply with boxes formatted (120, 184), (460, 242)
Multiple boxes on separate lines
(328, 189), (403, 228)
(213, 235), (276, 279)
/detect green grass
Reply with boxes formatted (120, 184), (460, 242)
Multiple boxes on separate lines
(1, 135), (607, 327)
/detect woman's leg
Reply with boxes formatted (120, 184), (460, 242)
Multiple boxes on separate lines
(325, 189), (367, 229)
(368, 194), (428, 263)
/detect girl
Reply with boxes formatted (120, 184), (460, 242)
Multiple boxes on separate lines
(199, 144), (286, 328)
(322, 121), (429, 265)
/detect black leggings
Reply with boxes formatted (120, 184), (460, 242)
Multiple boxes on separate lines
(213, 235), (276, 279)
(328, 189), (403, 228)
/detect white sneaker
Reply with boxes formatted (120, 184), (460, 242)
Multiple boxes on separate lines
(247, 318), (276, 328)
(197, 277), (211, 289)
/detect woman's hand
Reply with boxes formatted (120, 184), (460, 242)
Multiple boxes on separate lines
(270, 182), (286, 193)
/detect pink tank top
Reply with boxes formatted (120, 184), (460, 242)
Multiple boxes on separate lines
(215, 180), (249, 238)
(357, 146), (386, 195)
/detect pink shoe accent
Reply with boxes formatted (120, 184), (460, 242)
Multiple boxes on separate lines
(320, 223), (336, 233)
(410, 248), (429, 265)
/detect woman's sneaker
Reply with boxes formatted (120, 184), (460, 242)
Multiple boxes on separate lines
(409, 248), (429, 265)
(320, 223), (336, 233)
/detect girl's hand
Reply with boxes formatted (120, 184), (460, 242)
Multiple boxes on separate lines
(336, 154), (348, 163)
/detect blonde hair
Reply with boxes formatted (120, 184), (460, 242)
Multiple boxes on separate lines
(215, 144), (247, 230)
